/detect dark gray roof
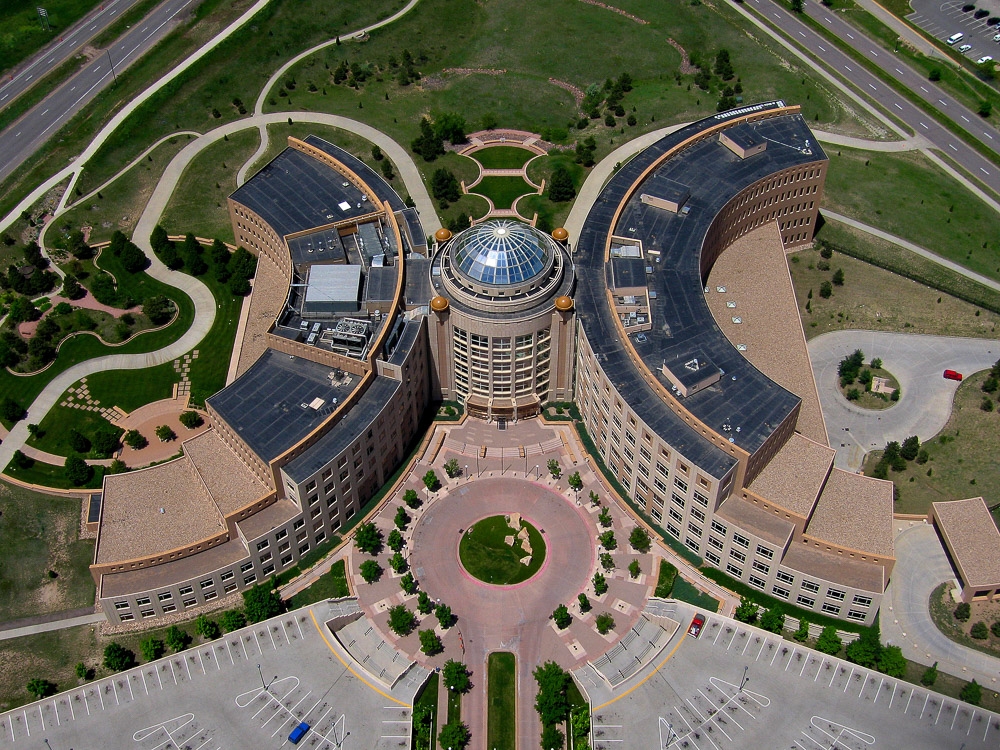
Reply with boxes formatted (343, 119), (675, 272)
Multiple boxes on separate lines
(405, 256), (432, 306)
(575, 103), (826, 468)
(387, 318), (422, 367)
(302, 135), (406, 212)
(610, 257), (647, 290)
(282, 377), (401, 482)
(366, 266), (398, 302)
(722, 122), (765, 151)
(208, 348), (361, 463)
(287, 228), (347, 266)
(230, 148), (373, 238)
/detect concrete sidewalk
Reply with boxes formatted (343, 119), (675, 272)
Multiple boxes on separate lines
(0, 612), (106, 641)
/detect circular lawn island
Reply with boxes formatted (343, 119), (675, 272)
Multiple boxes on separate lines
(458, 514), (546, 586)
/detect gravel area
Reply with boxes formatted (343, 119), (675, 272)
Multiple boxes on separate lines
(235, 254), (287, 378)
(184, 429), (269, 515)
(806, 467), (894, 557)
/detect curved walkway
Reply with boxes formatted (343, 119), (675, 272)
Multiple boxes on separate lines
(882, 522), (1000, 687)
(808, 330), (999, 470)
(0, 111), (437, 476)
(238, 0), (422, 186)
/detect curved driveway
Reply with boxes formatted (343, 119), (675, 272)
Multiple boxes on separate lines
(882, 523), (1000, 687)
(808, 330), (999, 469)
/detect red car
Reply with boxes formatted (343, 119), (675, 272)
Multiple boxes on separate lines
(943, 369), (964, 381)
(687, 614), (705, 638)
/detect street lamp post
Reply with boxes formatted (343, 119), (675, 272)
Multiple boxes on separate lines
(465, 464), (469, 481)
(534, 464), (539, 480)
(740, 665), (749, 692)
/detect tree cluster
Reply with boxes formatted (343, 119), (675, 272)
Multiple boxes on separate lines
(869, 435), (920, 479)
(431, 169), (461, 206)
(581, 72), (634, 125)
(411, 113), (467, 162)
(547, 166), (576, 203)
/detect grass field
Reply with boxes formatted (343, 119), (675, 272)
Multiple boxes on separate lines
(671, 577), (721, 613)
(487, 651), (516, 750)
(929, 582), (1000, 660)
(459, 516), (546, 585)
(0, 482), (95, 622)
(286, 559), (350, 610)
(836, 366), (899, 410)
(473, 146), (533, 170)
(411, 671), (438, 750)
(789, 229), (1000, 340)
(822, 147), (1000, 281)
(471, 176), (534, 210)
(6, 457), (106, 490)
(159, 129), (261, 243)
(0, 0), (100, 73)
(864, 371), (1000, 517)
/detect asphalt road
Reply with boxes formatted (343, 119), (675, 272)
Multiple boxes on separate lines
(0, 0), (198, 184)
(808, 330), (999, 470)
(882, 522), (1000, 689)
(0, 0), (145, 109)
(746, 0), (1000, 194)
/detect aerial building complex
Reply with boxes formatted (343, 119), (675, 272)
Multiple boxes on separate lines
(93, 102), (891, 628)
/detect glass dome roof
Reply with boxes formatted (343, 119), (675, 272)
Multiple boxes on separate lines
(451, 219), (552, 286)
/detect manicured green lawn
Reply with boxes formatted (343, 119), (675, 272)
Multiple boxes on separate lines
(671, 577), (720, 613)
(447, 683), (461, 724)
(160, 129), (262, 244)
(471, 176), (534, 210)
(411, 671), (439, 750)
(0, 481), (96, 621)
(487, 651), (516, 750)
(473, 146), (534, 170)
(654, 559), (678, 598)
(286, 559), (350, 609)
(823, 147), (1000, 282)
(5, 456), (106, 490)
(459, 516), (546, 585)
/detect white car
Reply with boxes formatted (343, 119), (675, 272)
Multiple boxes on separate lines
(978, 55), (994, 64)
(993, 32), (1000, 42)
(959, 43), (973, 52)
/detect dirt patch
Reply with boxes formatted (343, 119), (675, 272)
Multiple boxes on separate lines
(667, 38), (698, 75)
(578, 0), (648, 24)
(548, 78), (585, 107)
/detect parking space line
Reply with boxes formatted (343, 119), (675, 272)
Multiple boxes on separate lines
(756, 638), (767, 661)
(936, 697), (945, 724)
(829, 666), (837, 688)
(742, 635), (753, 656)
(814, 658), (825, 681)
(295, 617), (305, 640)
(82, 690), (91, 716)
(685, 697), (708, 722)
(254, 629), (263, 655)
(68, 696), (75, 721)
(726, 628), (738, 651)
(268, 625), (278, 650)
(169, 659), (178, 685)
(857, 673), (868, 697)
(141, 669), (149, 695)
(888, 682), (897, 709)
(111, 677), (119, 706)
(873, 677), (883, 703)
(96, 684), (104, 710)
(785, 648), (797, 671)
(127, 675), (135, 701)
(38, 706), (44, 731)
(799, 655), (809, 677)
(23, 709), (29, 736)
(240, 636), (250, 661)
(52, 700), (59, 726)
(951, 703), (960, 730)
(771, 646), (781, 666)
(968, 709), (976, 735)
(197, 648), (206, 675)
(185, 655), (192, 681)
(225, 640), (235, 665)
(843, 666), (855, 692)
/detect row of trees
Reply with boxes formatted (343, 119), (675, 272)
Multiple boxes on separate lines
(411, 113), (468, 162)
(869, 435), (922, 479)
(150, 227), (256, 296)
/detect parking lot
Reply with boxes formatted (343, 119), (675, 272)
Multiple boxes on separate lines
(908, 0), (1000, 62)
(588, 606), (1000, 749)
(0, 602), (424, 750)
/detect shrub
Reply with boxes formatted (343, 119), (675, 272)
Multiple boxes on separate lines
(400, 572), (418, 594)
(600, 552), (615, 571)
(877, 644), (906, 677)
(793, 619), (810, 642)
(395, 506), (411, 531)
(992, 621), (1000, 638)
(443, 458), (461, 478)
(419, 629), (443, 655)
(354, 522), (383, 555)
(628, 559), (641, 579)
(596, 613), (615, 634)
(629, 526), (651, 552)
(179, 411), (204, 429)
(578, 593), (591, 612)
(815, 626), (842, 654)
(403, 488), (421, 508)
(598, 530), (617, 550)
(103, 642), (136, 671)
(195, 615), (221, 640)
(971, 621), (989, 639)
(533, 661), (571, 725)
(165, 625), (191, 652)
(219, 609), (247, 632)
(597, 507), (612, 528)
(760, 606), (785, 634)
(819, 281), (833, 298)
(541, 725), (565, 750)
(961, 679), (982, 705)
(1, 396), (26, 423)
(26, 678), (57, 699)
(734, 598), (759, 624)
(920, 661), (938, 686)
(389, 551), (407, 573)
(443, 659), (471, 693)
(124, 429), (148, 449)
(547, 458), (562, 478)
(387, 604), (417, 636)
(140, 637), (165, 661)
(417, 591), (433, 614)
(64, 454), (92, 486)
(155, 425), (176, 442)
(360, 559), (383, 583)
(438, 722), (471, 750)
(655, 561), (677, 598)
(553, 604), (572, 629)
(955, 602), (971, 621)
(75, 662), (93, 680)
(387, 529), (404, 552)
(422, 470), (440, 491)
(243, 581), (283, 623)
(435, 603), (454, 628)
(593, 571), (608, 595)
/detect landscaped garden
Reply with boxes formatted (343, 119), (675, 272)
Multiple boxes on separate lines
(458, 515), (546, 585)
(469, 176), (535, 211)
(487, 651), (516, 750)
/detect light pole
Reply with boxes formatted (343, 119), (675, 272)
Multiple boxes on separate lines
(534, 464), (539, 480)
(107, 49), (117, 86)
(740, 665), (749, 692)
(465, 464), (469, 482)
(257, 663), (265, 689)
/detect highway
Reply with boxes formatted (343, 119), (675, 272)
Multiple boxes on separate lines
(0, 0), (197, 184)
(0, 0), (145, 110)
(744, 0), (1000, 196)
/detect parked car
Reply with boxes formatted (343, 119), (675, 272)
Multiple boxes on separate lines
(977, 55), (994, 64)
(959, 43), (973, 53)
(948, 31), (965, 44)
(944, 369), (964, 381)
(688, 614), (705, 638)
(993, 33), (1000, 41)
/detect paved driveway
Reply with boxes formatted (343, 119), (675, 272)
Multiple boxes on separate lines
(882, 523), (1000, 687)
(808, 331), (998, 469)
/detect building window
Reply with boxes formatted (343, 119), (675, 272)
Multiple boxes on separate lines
(674, 476), (688, 492)
(119, 613), (135, 622)
(299, 544), (310, 555)
(315, 532), (326, 544)
(296, 531), (308, 543)
(711, 520), (728, 536)
(221, 571), (235, 582)
(179, 586), (193, 596)
(801, 580), (820, 593)
(847, 610), (867, 621)
(157, 592), (172, 602)
(670, 493), (685, 509)
(141, 610), (156, 619)
(796, 595), (816, 608)
(136, 597), (151, 606)
(668, 508), (683, 523)
(293, 519), (305, 530)
(224, 583), (238, 594)
(240, 562), (254, 574)
(775, 570), (794, 585)
(853, 595), (872, 608)
(162, 604), (177, 613)
(772, 585), (790, 600)
(691, 507), (705, 522)
(263, 565), (275, 576)
(650, 507), (662, 522)
(827, 589), (846, 601)
(732, 533), (749, 549)
(114, 601), (130, 610)
(256, 540), (269, 551)
(275, 529), (288, 541)
(687, 523), (702, 538)
(260, 552), (272, 563)
(726, 563), (743, 578)
(748, 575), (766, 590)
(204, 591), (218, 601)
(693, 491), (709, 507)
(281, 554), (293, 566)
(705, 550), (721, 565)
(755, 545), (773, 560)
(244, 574), (257, 585)
(708, 536), (724, 551)
(684, 537), (700, 552)
(751, 560), (770, 575)
(666, 523), (680, 538)
(821, 603), (841, 615)
(730, 549), (746, 563)
(183, 598), (197, 607)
